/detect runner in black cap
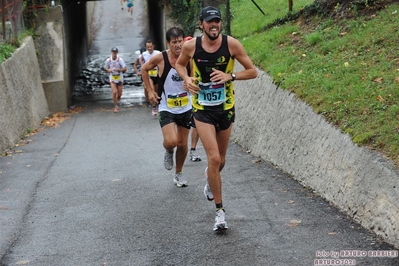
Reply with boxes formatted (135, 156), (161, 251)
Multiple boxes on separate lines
(176, 6), (258, 231)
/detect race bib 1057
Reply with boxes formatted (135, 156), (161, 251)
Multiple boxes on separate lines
(198, 82), (226, 106)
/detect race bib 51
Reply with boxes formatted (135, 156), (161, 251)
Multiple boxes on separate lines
(167, 91), (189, 108)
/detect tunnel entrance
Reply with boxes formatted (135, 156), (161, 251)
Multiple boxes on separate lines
(146, 0), (163, 50)
(71, 0), (164, 108)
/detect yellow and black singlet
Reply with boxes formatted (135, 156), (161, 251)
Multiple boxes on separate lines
(192, 34), (235, 112)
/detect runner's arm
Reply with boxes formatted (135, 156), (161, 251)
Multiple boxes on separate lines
(133, 57), (141, 75)
(228, 36), (257, 80)
(176, 40), (199, 94)
(183, 59), (194, 92)
(104, 60), (112, 73)
(119, 59), (127, 73)
(141, 53), (162, 105)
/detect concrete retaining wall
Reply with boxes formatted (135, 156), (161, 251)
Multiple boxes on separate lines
(231, 63), (399, 248)
(33, 6), (66, 113)
(33, 3), (89, 112)
(86, 1), (96, 48)
(0, 36), (49, 153)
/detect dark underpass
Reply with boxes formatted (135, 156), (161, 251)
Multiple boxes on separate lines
(65, 0), (164, 107)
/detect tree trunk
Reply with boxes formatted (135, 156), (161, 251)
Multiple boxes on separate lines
(2, 0), (5, 41)
(225, 0), (231, 35)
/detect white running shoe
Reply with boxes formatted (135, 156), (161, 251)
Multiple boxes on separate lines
(213, 209), (228, 231)
(204, 167), (214, 201)
(189, 149), (201, 161)
(173, 172), (188, 187)
(164, 151), (173, 170)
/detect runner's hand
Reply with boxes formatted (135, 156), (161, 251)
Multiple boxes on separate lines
(210, 68), (230, 84)
(185, 77), (200, 94)
(148, 91), (160, 106)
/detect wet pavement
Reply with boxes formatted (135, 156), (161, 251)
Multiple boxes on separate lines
(1, 0), (399, 265)
(72, 54), (145, 106)
(72, 0), (149, 108)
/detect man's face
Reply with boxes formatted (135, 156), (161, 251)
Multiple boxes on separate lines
(200, 18), (222, 41)
(146, 43), (155, 54)
(167, 37), (184, 56)
(111, 51), (118, 59)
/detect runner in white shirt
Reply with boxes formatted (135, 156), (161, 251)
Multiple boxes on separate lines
(133, 47), (150, 106)
(141, 27), (192, 187)
(141, 40), (161, 115)
(104, 47), (127, 113)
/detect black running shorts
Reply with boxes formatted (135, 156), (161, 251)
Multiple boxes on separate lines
(159, 110), (192, 129)
(189, 112), (196, 128)
(193, 107), (235, 131)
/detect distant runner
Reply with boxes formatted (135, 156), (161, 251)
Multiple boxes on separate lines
(104, 47), (127, 113)
(140, 40), (161, 116)
(127, 0), (133, 18)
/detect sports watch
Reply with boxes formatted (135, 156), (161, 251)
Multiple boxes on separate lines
(231, 73), (236, 81)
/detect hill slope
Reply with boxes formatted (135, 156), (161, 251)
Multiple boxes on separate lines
(234, 0), (399, 165)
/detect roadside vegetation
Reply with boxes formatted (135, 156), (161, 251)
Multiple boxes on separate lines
(0, 0), (38, 64)
(229, 0), (399, 165)
(0, 28), (34, 63)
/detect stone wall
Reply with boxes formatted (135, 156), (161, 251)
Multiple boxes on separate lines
(231, 63), (399, 248)
(0, 37), (49, 153)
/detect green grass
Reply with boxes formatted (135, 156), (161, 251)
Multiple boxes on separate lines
(0, 28), (35, 63)
(229, 1), (399, 164)
(230, 0), (314, 38)
(0, 43), (15, 63)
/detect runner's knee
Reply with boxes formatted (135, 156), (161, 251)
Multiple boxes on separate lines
(207, 153), (222, 166)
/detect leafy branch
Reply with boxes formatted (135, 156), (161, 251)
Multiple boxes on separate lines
(160, 0), (201, 36)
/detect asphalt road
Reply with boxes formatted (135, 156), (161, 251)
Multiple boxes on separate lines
(1, 0), (399, 265)
(1, 100), (398, 265)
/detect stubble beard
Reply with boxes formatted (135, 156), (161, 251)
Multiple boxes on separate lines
(205, 31), (220, 41)
(204, 26), (221, 41)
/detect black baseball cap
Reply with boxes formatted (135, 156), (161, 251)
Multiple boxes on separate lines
(199, 6), (221, 22)
(111, 47), (118, 52)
